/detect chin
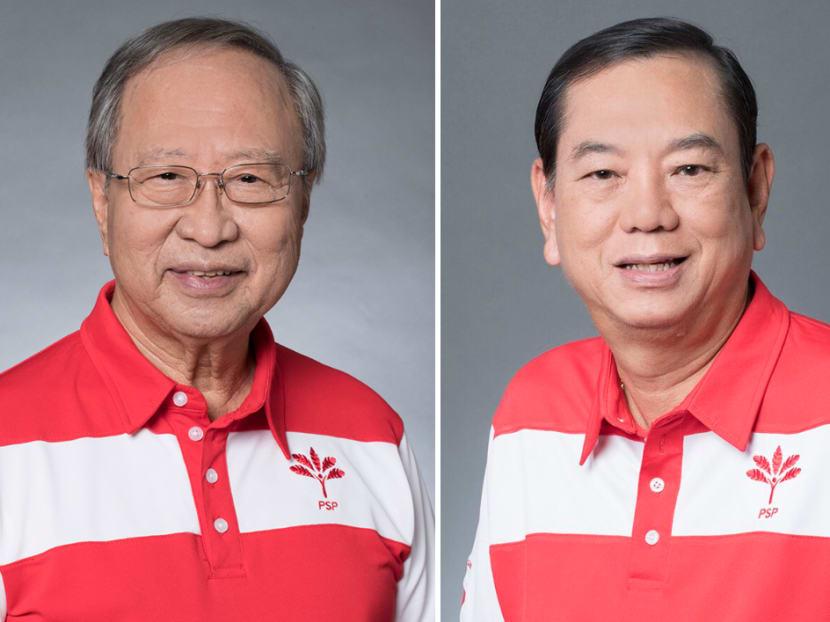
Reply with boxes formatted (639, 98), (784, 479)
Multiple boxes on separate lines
(607, 300), (690, 332)
(617, 314), (684, 331)
(164, 308), (256, 341)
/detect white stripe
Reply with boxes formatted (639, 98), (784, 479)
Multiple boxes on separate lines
(462, 427), (505, 622)
(674, 426), (830, 537)
(227, 431), (414, 545)
(394, 434), (434, 622)
(487, 429), (641, 544)
(0, 431), (200, 565)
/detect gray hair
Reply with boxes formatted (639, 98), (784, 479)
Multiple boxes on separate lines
(86, 17), (325, 181)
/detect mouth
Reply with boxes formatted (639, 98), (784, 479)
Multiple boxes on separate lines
(166, 265), (246, 292)
(168, 264), (246, 277)
(615, 256), (688, 271)
(181, 270), (239, 279)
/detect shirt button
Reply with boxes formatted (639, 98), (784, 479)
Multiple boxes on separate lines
(205, 468), (219, 484)
(172, 391), (188, 407)
(214, 518), (229, 533)
(188, 426), (204, 442)
(645, 529), (660, 545)
(650, 477), (665, 493)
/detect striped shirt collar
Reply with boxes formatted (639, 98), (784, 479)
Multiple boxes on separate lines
(79, 280), (290, 458)
(580, 272), (790, 465)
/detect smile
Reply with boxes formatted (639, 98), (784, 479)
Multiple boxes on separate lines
(166, 266), (246, 294)
(614, 255), (688, 287)
(186, 270), (235, 278)
(621, 258), (686, 272)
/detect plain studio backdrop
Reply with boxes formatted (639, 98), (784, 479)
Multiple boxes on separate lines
(442, 0), (830, 618)
(0, 1), (434, 497)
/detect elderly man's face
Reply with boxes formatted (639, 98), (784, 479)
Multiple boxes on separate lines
(533, 54), (772, 332)
(89, 47), (307, 341)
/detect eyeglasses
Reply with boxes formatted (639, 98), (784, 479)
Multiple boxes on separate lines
(106, 163), (308, 207)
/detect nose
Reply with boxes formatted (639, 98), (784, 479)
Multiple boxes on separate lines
(175, 174), (239, 247)
(618, 170), (679, 233)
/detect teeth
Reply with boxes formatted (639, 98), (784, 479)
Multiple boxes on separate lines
(187, 271), (232, 277)
(623, 261), (677, 272)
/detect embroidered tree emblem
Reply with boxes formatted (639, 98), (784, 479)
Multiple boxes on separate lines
(289, 447), (345, 498)
(746, 446), (801, 504)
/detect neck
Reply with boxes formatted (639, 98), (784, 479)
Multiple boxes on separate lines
(600, 282), (750, 430)
(111, 288), (255, 421)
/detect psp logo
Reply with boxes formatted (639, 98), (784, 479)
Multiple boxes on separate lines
(289, 446), (346, 511)
(746, 446), (801, 520)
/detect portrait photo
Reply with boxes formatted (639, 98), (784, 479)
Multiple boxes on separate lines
(0, 1), (433, 619)
(442, 0), (830, 620)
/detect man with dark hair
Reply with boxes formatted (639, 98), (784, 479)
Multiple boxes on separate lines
(0, 18), (432, 621)
(462, 17), (830, 620)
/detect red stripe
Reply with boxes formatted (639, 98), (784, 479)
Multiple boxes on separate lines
(490, 532), (830, 620)
(2, 525), (410, 620)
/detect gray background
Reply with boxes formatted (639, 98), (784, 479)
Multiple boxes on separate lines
(0, 1), (434, 496)
(442, 0), (830, 617)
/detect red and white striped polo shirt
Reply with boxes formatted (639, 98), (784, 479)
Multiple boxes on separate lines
(0, 282), (433, 621)
(461, 274), (830, 621)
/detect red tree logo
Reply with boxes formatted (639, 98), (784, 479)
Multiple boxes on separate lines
(746, 446), (801, 504)
(289, 447), (345, 498)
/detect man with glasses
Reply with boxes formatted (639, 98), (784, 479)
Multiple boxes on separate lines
(0, 18), (432, 621)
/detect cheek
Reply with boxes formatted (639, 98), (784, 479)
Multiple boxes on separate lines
(676, 185), (753, 246)
(555, 189), (618, 252)
(247, 210), (304, 272)
(108, 206), (173, 265)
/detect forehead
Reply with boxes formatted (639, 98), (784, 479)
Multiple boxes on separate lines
(114, 46), (302, 165)
(558, 54), (737, 157)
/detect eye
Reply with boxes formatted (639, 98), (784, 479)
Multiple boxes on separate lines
(585, 169), (617, 181)
(674, 164), (710, 176)
(140, 169), (188, 186)
(238, 174), (262, 184)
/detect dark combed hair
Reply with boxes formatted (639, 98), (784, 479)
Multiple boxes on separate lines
(534, 17), (757, 184)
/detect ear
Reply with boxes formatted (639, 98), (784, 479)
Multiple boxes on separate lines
(746, 143), (775, 252)
(87, 169), (111, 256)
(531, 158), (560, 266)
(299, 171), (315, 225)
(299, 200), (310, 226)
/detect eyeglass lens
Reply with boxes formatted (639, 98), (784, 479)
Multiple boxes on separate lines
(128, 164), (293, 206)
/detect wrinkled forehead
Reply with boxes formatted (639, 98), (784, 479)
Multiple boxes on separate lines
(115, 44), (303, 162)
(129, 43), (293, 102)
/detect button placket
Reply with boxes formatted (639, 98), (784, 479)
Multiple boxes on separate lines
(195, 426), (245, 577)
(625, 415), (687, 596)
(168, 395), (246, 578)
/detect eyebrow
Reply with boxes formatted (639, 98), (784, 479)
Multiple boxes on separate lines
(133, 148), (288, 167)
(665, 133), (724, 156)
(224, 149), (286, 163)
(569, 141), (623, 162)
(135, 147), (187, 166)
(568, 133), (725, 163)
